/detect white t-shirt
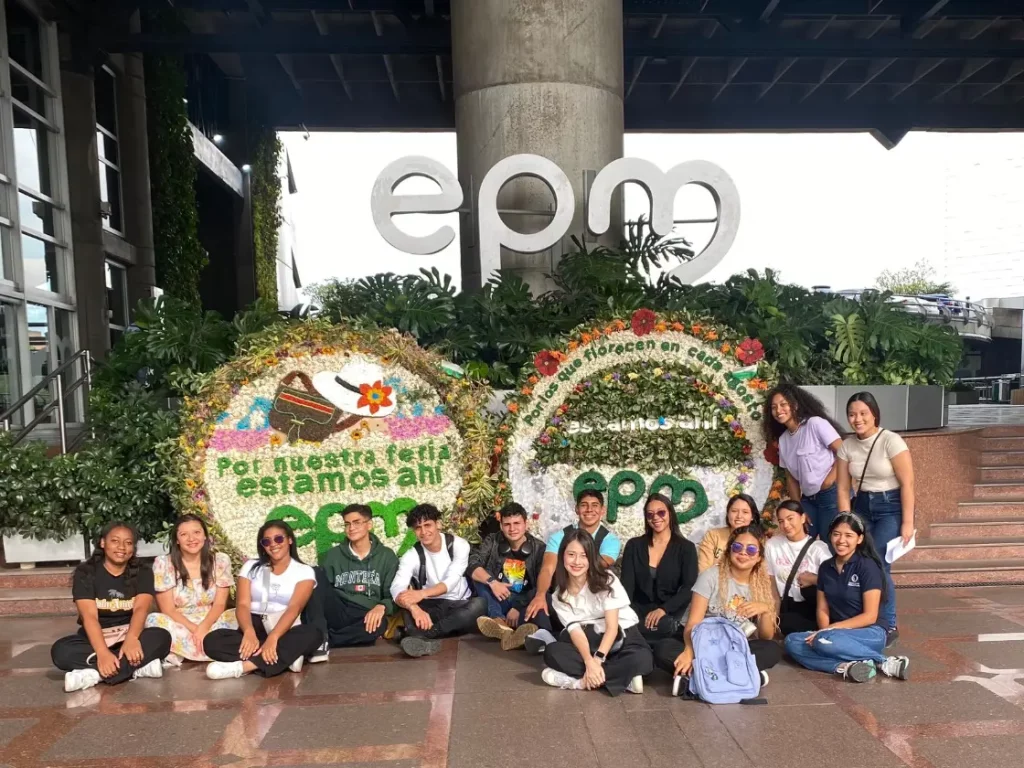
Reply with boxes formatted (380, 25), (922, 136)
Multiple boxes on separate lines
(240, 558), (316, 615)
(837, 429), (909, 492)
(552, 574), (639, 634)
(391, 534), (472, 602)
(764, 536), (831, 602)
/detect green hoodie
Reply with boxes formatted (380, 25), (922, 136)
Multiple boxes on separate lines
(319, 534), (399, 614)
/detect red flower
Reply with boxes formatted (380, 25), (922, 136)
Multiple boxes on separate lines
(631, 308), (657, 336)
(736, 338), (765, 365)
(742, 444), (752, 455)
(763, 440), (780, 466)
(534, 350), (561, 377)
(357, 381), (393, 414)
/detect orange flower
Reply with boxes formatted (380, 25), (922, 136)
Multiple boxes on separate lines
(507, 402), (519, 413)
(614, 319), (627, 331)
(591, 327), (602, 337)
(550, 350), (567, 362)
(605, 325), (615, 335)
(567, 341), (579, 352)
(269, 433), (284, 447)
(264, 357), (278, 366)
(691, 324), (703, 336)
(705, 330), (719, 341)
(671, 322), (685, 332)
(521, 387), (533, 396)
(357, 380), (394, 415)
(655, 322), (667, 333)
(769, 490), (782, 500)
(720, 343), (732, 354)
(581, 333), (593, 345)
(528, 375), (539, 385)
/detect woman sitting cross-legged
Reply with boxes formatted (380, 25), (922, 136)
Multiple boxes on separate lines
(653, 524), (782, 690)
(620, 493), (699, 642)
(145, 514), (237, 664)
(541, 529), (654, 695)
(203, 520), (323, 679)
(784, 513), (910, 683)
(765, 501), (831, 637)
(51, 521), (172, 692)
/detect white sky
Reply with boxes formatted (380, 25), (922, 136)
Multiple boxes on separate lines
(280, 130), (1024, 300)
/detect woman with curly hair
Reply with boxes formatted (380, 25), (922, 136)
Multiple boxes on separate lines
(653, 524), (782, 689)
(51, 522), (172, 692)
(763, 382), (845, 539)
(541, 529), (654, 696)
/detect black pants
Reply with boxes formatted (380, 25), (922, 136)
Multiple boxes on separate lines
(543, 624), (654, 697)
(307, 566), (385, 647)
(402, 596), (487, 640)
(632, 603), (685, 643)
(780, 599), (818, 637)
(652, 636), (782, 674)
(51, 627), (172, 685)
(203, 620), (322, 677)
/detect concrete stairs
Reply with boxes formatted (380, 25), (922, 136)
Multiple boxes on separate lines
(893, 425), (1024, 587)
(0, 567), (75, 618)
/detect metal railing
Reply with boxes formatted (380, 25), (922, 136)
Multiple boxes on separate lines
(0, 350), (93, 454)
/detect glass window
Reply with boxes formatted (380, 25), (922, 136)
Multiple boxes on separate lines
(96, 67), (117, 136)
(0, 303), (19, 419)
(10, 67), (49, 117)
(26, 301), (50, 417)
(105, 260), (128, 348)
(96, 130), (118, 166)
(13, 106), (52, 196)
(6, 1), (45, 82)
(96, 66), (122, 233)
(21, 233), (60, 293)
(0, 223), (10, 282)
(98, 162), (122, 232)
(18, 192), (56, 237)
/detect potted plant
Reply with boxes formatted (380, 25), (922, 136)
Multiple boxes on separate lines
(946, 380), (981, 406)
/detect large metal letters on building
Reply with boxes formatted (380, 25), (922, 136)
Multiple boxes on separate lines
(370, 155), (741, 284)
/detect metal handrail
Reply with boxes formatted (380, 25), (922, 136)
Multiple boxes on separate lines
(0, 349), (93, 454)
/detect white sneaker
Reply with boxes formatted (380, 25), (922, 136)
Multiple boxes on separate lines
(308, 642), (329, 664)
(836, 660), (876, 683)
(626, 675), (644, 694)
(206, 661), (245, 680)
(759, 670), (769, 687)
(64, 668), (102, 693)
(289, 656), (304, 673)
(132, 659), (164, 680)
(541, 667), (584, 690)
(162, 654), (183, 669)
(879, 655), (910, 680)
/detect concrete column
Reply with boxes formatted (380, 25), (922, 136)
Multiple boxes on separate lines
(451, 0), (624, 294)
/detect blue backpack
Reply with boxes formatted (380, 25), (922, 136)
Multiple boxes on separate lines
(688, 617), (761, 704)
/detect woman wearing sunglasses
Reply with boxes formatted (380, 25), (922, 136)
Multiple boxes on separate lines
(653, 524), (782, 689)
(620, 493), (699, 642)
(203, 521), (322, 679)
(697, 493), (761, 572)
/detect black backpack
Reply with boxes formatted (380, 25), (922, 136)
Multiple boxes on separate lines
(410, 534), (456, 589)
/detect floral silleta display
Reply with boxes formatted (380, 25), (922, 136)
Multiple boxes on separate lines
(174, 320), (498, 564)
(500, 309), (777, 544)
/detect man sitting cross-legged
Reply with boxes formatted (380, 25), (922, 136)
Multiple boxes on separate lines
(309, 504), (399, 660)
(391, 504), (487, 658)
(469, 502), (554, 650)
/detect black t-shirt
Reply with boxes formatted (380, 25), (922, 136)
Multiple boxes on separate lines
(72, 562), (155, 629)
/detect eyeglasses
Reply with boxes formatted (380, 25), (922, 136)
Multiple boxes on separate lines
(645, 509), (667, 520)
(261, 534), (287, 548)
(343, 519), (369, 529)
(730, 543), (760, 556)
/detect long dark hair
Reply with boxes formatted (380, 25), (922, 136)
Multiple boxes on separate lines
(726, 493), (764, 533)
(168, 514), (215, 591)
(250, 519), (303, 578)
(827, 512), (887, 603)
(643, 492), (682, 544)
(74, 521), (141, 595)
(762, 381), (844, 443)
(846, 391), (882, 428)
(776, 499), (810, 536)
(553, 528), (614, 598)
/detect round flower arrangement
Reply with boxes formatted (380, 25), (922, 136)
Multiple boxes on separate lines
(172, 320), (499, 564)
(500, 309), (776, 545)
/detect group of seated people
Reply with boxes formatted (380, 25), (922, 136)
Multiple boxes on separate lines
(51, 488), (910, 696)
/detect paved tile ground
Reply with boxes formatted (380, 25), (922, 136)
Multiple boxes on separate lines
(4, 586), (1024, 768)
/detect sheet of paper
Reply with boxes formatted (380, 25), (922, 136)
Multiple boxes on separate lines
(885, 532), (916, 564)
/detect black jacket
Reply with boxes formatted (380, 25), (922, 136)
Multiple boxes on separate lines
(467, 531), (545, 602)
(620, 535), (699, 617)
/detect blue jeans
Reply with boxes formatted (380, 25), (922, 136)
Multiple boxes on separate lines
(802, 483), (839, 540)
(784, 626), (888, 674)
(854, 489), (901, 630)
(473, 582), (552, 632)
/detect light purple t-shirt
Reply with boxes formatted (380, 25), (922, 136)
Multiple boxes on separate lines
(778, 416), (841, 496)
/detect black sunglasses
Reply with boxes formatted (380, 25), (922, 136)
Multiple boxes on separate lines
(645, 509), (667, 520)
(261, 534), (287, 548)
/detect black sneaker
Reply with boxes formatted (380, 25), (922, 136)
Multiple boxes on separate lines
(885, 627), (900, 648)
(524, 634), (545, 655)
(400, 636), (442, 658)
(308, 641), (329, 664)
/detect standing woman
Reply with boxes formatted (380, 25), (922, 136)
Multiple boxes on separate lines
(621, 493), (699, 642)
(653, 525), (782, 688)
(541, 529), (654, 696)
(764, 501), (831, 636)
(146, 514), (238, 664)
(203, 520), (322, 679)
(764, 383), (844, 538)
(784, 513), (910, 682)
(836, 391), (915, 639)
(697, 494), (761, 572)
(51, 521), (172, 692)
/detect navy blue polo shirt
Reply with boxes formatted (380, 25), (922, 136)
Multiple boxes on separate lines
(816, 553), (885, 627)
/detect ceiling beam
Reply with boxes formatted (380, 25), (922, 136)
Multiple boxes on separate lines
(845, 57), (896, 100)
(800, 57), (846, 102)
(626, 13), (667, 100)
(311, 11), (353, 100)
(931, 58), (993, 101)
(902, 1), (950, 38)
(435, 54), (445, 100)
(759, 0), (782, 23)
(669, 57), (699, 100)
(712, 58), (747, 101)
(888, 58), (945, 100)
(972, 60), (1024, 102)
(370, 11), (400, 101)
(754, 56), (796, 101)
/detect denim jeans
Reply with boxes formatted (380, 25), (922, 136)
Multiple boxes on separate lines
(472, 582), (552, 632)
(784, 625), (888, 674)
(802, 483), (839, 540)
(854, 488), (901, 630)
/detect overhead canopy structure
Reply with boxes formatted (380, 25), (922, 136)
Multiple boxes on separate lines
(92, 0), (1024, 147)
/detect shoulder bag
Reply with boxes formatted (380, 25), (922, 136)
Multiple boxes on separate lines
(778, 538), (817, 614)
(853, 429), (885, 505)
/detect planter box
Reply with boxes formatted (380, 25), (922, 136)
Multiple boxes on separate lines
(799, 385), (945, 432)
(135, 540), (169, 558)
(2, 533), (87, 566)
(945, 390), (981, 406)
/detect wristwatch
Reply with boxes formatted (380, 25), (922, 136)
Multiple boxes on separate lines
(594, 651), (607, 663)
(487, 577), (496, 584)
